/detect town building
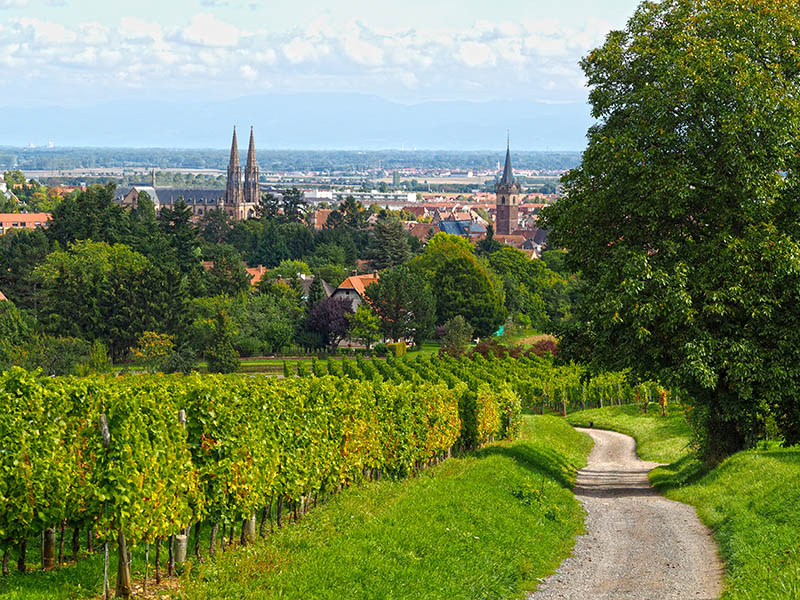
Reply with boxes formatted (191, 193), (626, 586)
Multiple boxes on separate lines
(0, 212), (52, 235)
(114, 127), (260, 220)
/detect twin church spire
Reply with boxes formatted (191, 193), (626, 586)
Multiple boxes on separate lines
(225, 126), (259, 215)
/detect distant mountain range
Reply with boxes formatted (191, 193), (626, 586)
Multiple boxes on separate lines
(0, 94), (594, 151)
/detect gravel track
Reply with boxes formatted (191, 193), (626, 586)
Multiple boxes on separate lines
(528, 428), (723, 600)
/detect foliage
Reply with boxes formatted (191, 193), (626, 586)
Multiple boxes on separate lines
(33, 240), (176, 360)
(364, 264), (435, 345)
(540, 0), (800, 457)
(203, 244), (251, 297)
(440, 315), (473, 357)
(0, 299), (34, 346)
(348, 304), (381, 350)
(386, 342), (406, 357)
(306, 297), (353, 349)
(368, 217), (411, 269)
(129, 331), (175, 374)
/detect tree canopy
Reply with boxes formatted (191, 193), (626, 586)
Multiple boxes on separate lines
(540, 0), (800, 457)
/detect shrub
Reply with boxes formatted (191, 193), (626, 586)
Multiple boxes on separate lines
(373, 342), (388, 357)
(386, 341), (406, 357)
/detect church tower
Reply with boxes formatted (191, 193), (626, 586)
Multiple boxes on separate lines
(225, 126), (243, 211)
(495, 138), (520, 236)
(243, 126), (259, 217)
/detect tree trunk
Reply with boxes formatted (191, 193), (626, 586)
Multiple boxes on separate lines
(57, 521), (66, 565)
(42, 528), (57, 570)
(71, 525), (80, 561)
(87, 525), (94, 554)
(167, 534), (174, 577)
(17, 537), (27, 573)
(143, 543), (149, 594)
(2, 548), (9, 576)
(259, 506), (269, 538)
(155, 538), (161, 584)
(209, 523), (218, 556)
(115, 530), (132, 599)
(276, 498), (284, 528)
(194, 521), (203, 560)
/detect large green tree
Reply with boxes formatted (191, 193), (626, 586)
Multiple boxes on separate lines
(365, 264), (435, 344)
(34, 241), (180, 360)
(540, 0), (800, 457)
(369, 217), (411, 269)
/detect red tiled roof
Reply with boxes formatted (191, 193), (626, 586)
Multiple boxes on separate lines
(0, 290), (7, 301)
(245, 265), (268, 286)
(337, 272), (379, 297)
(0, 213), (52, 228)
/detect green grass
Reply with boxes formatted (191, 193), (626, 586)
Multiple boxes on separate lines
(0, 416), (592, 600)
(566, 403), (800, 599)
(652, 448), (800, 599)
(566, 402), (691, 463)
(180, 415), (592, 600)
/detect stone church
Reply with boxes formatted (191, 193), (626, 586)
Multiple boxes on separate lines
(115, 127), (260, 220)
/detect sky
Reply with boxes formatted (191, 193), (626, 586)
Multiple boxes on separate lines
(1, 0), (642, 106)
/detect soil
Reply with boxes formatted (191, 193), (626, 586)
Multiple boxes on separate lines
(528, 428), (723, 600)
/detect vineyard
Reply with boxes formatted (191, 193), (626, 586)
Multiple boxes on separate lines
(0, 351), (643, 598)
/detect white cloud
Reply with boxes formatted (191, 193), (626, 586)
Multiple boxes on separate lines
(343, 35), (383, 66)
(240, 64), (257, 80)
(0, 13), (609, 105)
(0, 0), (27, 8)
(181, 13), (241, 47)
(283, 36), (318, 64)
(458, 41), (494, 67)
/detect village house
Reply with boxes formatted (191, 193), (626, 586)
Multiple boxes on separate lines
(0, 212), (52, 235)
(331, 272), (380, 311)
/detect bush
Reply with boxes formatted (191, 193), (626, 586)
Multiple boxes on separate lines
(373, 342), (388, 357)
(161, 346), (198, 375)
(440, 316), (473, 357)
(386, 341), (406, 357)
(206, 341), (239, 374)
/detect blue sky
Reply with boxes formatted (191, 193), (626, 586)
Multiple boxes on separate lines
(0, 0), (642, 108)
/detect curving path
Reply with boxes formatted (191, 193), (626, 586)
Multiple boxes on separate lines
(529, 428), (723, 600)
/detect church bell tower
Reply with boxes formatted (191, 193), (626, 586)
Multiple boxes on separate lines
(495, 137), (520, 236)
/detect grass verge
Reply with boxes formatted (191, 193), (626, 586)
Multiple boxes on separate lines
(568, 404), (800, 599)
(566, 402), (691, 463)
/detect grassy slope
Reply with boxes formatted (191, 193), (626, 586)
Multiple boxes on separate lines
(568, 404), (800, 599)
(566, 403), (691, 463)
(0, 416), (592, 600)
(180, 416), (593, 600)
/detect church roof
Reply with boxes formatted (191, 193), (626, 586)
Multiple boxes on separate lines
(500, 141), (514, 186)
(157, 188), (225, 205)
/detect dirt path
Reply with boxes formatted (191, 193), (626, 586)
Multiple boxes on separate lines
(529, 428), (723, 600)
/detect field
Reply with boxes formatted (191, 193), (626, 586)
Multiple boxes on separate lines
(0, 415), (593, 600)
(568, 404), (800, 599)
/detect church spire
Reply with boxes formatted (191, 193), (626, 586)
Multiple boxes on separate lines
(229, 126), (240, 169)
(243, 126), (260, 211)
(226, 126), (243, 208)
(500, 134), (514, 186)
(246, 126), (257, 171)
